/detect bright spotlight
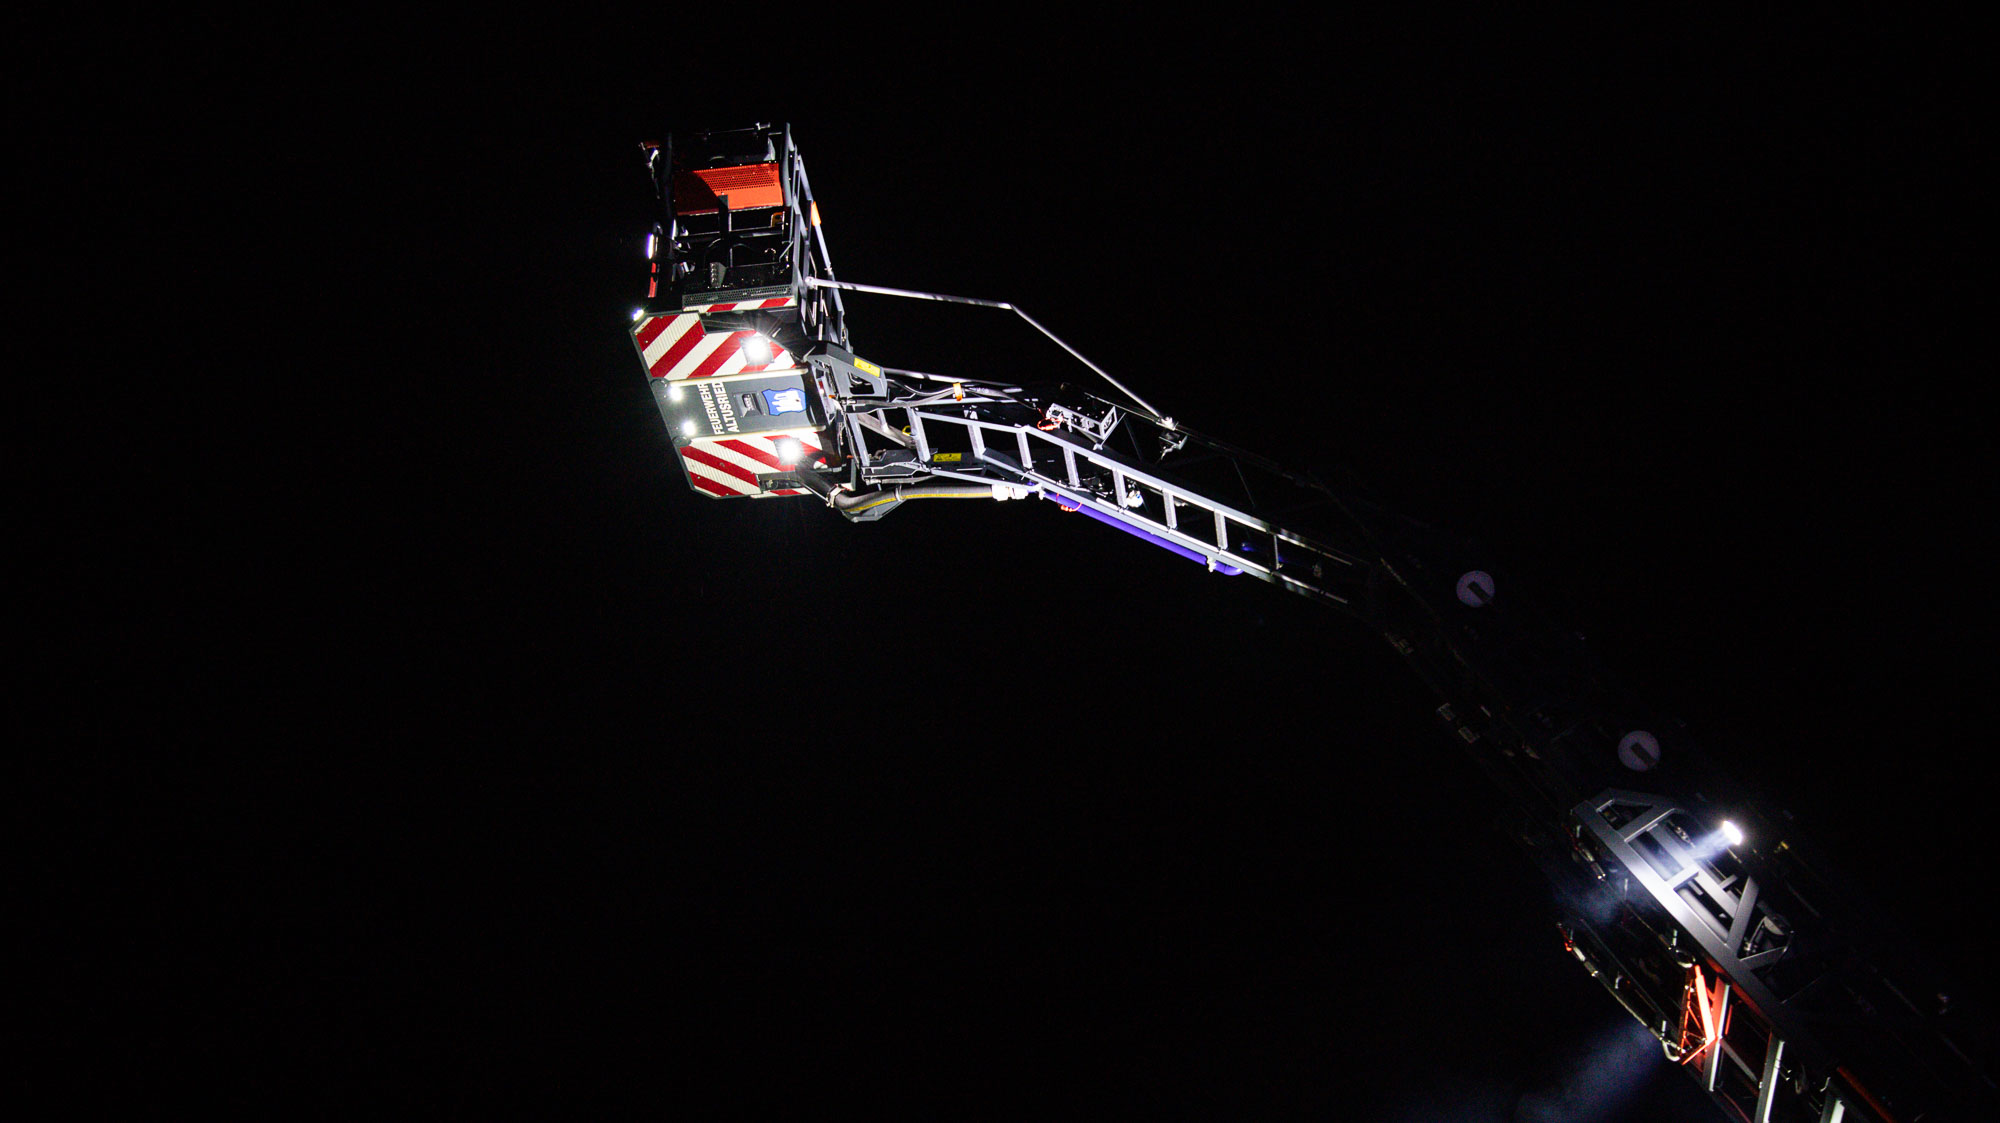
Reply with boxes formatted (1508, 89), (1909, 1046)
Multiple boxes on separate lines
(1685, 817), (1747, 863)
(774, 437), (803, 465)
(681, 419), (697, 436)
(668, 383), (685, 402)
(632, 308), (645, 322)
(742, 334), (773, 365)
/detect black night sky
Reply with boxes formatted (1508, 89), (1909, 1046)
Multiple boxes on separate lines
(36, 15), (1990, 1119)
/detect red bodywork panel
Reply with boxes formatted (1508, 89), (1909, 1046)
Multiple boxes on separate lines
(673, 163), (784, 212)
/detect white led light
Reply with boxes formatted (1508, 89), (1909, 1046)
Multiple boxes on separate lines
(774, 437), (802, 465)
(632, 308), (645, 322)
(1720, 820), (1746, 848)
(645, 232), (657, 259)
(743, 334), (773, 365)
(681, 419), (697, 436)
(668, 383), (684, 402)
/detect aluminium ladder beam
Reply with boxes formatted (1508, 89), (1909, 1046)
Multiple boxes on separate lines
(889, 409), (1371, 608)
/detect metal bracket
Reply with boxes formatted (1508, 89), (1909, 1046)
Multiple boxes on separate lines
(1042, 402), (1123, 447)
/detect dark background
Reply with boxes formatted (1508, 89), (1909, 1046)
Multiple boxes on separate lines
(33, 13), (1988, 1119)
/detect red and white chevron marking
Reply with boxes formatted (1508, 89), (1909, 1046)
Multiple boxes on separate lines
(633, 313), (799, 382)
(678, 432), (826, 499)
(630, 297), (796, 376)
(682, 297), (797, 314)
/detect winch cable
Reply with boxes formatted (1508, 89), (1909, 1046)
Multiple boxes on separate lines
(802, 277), (1168, 425)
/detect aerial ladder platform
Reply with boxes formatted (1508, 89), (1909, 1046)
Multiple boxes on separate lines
(631, 123), (1995, 1123)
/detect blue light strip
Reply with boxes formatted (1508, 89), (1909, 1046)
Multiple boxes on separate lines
(1043, 491), (1242, 575)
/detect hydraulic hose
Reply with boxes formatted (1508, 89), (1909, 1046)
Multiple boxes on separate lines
(828, 484), (1000, 514)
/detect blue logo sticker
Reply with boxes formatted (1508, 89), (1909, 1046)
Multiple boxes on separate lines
(762, 387), (807, 415)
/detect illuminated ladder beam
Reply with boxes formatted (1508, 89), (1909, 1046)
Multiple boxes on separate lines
(1754, 1034), (1786, 1123)
(892, 408), (1366, 606)
(1578, 792), (1865, 1123)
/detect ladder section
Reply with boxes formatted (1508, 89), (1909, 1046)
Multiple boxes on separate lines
(885, 407), (1376, 609)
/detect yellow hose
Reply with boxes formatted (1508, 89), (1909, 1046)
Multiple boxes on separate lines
(842, 486), (994, 514)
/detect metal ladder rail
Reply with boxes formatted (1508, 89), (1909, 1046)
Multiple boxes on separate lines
(875, 407), (1609, 808)
(782, 127), (846, 348)
(880, 407), (1377, 610)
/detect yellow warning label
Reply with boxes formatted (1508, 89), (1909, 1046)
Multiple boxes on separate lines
(854, 357), (882, 376)
(933, 452), (962, 462)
